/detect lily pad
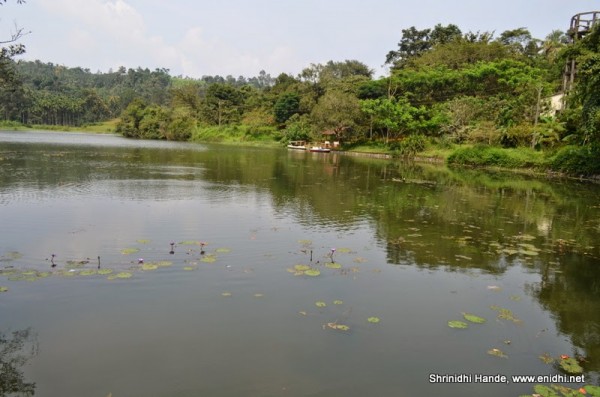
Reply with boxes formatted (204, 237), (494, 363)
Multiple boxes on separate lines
(462, 313), (486, 324)
(97, 269), (113, 275)
(0, 287), (8, 292)
(120, 248), (140, 255)
(336, 248), (352, 253)
(0, 251), (23, 261)
(154, 261), (172, 268)
(215, 247), (231, 253)
(294, 264), (311, 272)
(367, 317), (380, 323)
(254, 293), (264, 298)
(315, 301), (327, 308)
(448, 320), (468, 329)
(221, 292), (232, 297)
(136, 239), (151, 244)
(108, 272), (133, 280)
(539, 353), (555, 364)
(559, 357), (583, 374)
(490, 305), (521, 324)
(201, 256), (217, 263)
(326, 322), (350, 331)
(79, 269), (97, 276)
(183, 266), (197, 271)
(325, 262), (342, 269)
(141, 263), (158, 271)
(179, 240), (200, 245)
(304, 269), (321, 277)
(333, 300), (343, 305)
(487, 348), (508, 358)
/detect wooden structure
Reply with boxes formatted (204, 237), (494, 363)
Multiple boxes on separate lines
(563, 11), (600, 98)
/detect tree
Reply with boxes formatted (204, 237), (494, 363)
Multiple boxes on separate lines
(273, 92), (300, 124)
(310, 91), (362, 141)
(385, 26), (432, 67)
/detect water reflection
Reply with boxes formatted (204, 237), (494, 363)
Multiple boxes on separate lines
(1, 131), (600, 395)
(0, 328), (38, 396)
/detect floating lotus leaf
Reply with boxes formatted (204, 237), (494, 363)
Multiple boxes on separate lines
(315, 301), (327, 308)
(0, 287), (7, 292)
(120, 248), (139, 255)
(584, 385), (600, 396)
(333, 300), (343, 305)
(325, 262), (342, 269)
(487, 348), (508, 358)
(462, 313), (486, 324)
(215, 248), (231, 253)
(66, 260), (88, 268)
(221, 292), (232, 297)
(97, 269), (113, 275)
(254, 293), (264, 298)
(304, 269), (321, 277)
(294, 264), (311, 272)
(326, 322), (350, 331)
(136, 239), (151, 244)
(298, 239), (312, 246)
(490, 305), (521, 323)
(179, 240), (200, 245)
(502, 248), (519, 255)
(22, 270), (36, 276)
(353, 257), (367, 263)
(336, 248), (351, 253)
(367, 317), (380, 323)
(448, 320), (468, 329)
(510, 295), (522, 301)
(0, 269), (17, 276)
(201, 256), (217, 263)
(141, 263), (158, 271)
(299, 311), (307, 316)
(155, 261), (173, 268)
(108, 272), (132, 280)
(559, 357), (583, 374)
(79, 269), (97, 276)
(514, 234), (536, 241)
(183, 266), (197, 271)
(538, 353), (554, 364)
(518, 243), (539, 251)
(519, 250), (539, 256)
(0, 251), (22, 261)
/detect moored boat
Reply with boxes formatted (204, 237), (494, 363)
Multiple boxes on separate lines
(287, 140), (307, 150)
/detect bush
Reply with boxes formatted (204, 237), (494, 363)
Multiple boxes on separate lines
(390, 134), (427, 158)
(447, 145), (544, 168)
(549, 144), (600, 175)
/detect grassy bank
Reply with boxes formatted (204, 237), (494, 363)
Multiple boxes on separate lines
(0, 119), (119, 134)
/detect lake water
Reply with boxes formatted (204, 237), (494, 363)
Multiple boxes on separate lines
(1, 130), (599, 397)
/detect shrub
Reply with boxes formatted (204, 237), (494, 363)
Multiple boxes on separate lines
(390, 134), (427, 158)
(447, 145), (544, 168)
(549, 144), (600, 175)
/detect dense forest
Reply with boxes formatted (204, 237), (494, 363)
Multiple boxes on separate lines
(1, 13), (600, 174)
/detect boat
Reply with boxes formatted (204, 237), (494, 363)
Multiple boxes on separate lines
(309, 146), (331, 153)
(287, 140), (307, 150)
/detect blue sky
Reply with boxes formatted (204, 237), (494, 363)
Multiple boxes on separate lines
(2, 0), (598, 78)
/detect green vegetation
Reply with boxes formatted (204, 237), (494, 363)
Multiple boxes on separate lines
(2, 3), (600, 175)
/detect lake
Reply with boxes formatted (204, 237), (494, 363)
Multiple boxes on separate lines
(1, 130), (599, 397)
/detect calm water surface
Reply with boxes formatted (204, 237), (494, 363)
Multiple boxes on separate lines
(1, 130), (599, 397)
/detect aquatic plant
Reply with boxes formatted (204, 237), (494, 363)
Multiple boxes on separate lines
(521, 384), (600, 397)
(107, 272), (133, 280)
(304, 269), (321, 277)
(325, 262), (342, 269)
(120, 248), (139, 255)
(448, 320), (468, 329)
(333, 300), (343, 305)
(487, 348), (507, 358)
(0, 286), (8, 292)
(462, 313), (486, 324)
(558, 356), (584, 375)
(315, 301), (327, 308)
(367, 317), (380, 323)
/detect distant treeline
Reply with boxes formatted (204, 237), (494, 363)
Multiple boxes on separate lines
(1, 23), (600, 171)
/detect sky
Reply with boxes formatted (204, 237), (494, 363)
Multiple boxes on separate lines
(1, 0), (599, 79)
